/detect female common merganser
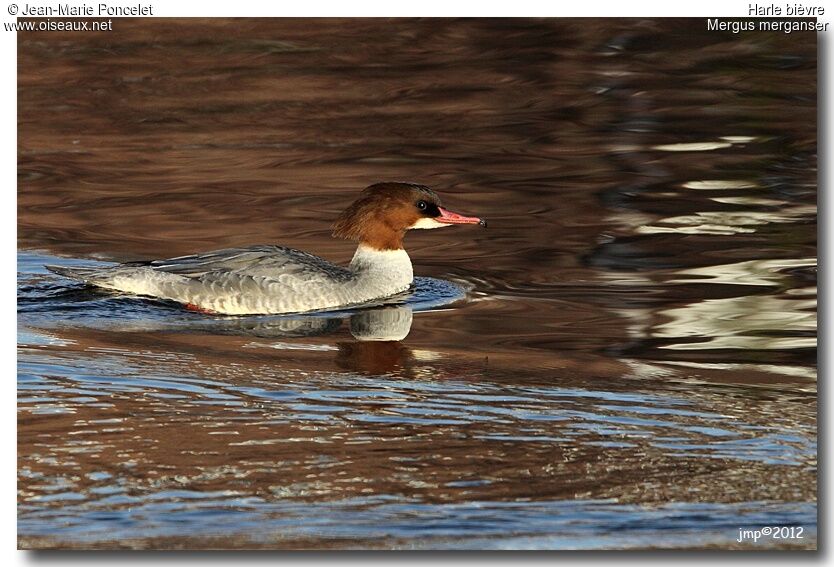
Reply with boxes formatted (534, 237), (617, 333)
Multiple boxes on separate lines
(47, 182), (486, 315)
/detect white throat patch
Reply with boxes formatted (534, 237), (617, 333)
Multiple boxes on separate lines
(409, 217), (451, 230)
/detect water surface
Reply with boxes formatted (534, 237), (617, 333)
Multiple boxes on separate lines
(18, 18), (817, 549)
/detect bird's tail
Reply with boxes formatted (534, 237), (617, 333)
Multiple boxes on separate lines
(45, 265), (111, 286)
(46, 263), (184, 298)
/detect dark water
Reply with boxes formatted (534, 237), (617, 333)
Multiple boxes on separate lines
(17, 19), (817, 549)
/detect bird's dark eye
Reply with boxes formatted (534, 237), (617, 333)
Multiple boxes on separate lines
(416, 200), (428, 211)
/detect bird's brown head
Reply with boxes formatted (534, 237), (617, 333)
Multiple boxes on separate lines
(332, 182), (485, 251)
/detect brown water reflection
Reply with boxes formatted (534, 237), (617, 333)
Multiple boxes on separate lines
(18, 18), (816, 549)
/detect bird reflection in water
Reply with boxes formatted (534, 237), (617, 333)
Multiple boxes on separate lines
(339, 306), (413, 375)
(206, 305), (415, 376)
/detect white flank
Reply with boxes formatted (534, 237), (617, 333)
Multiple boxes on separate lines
(66, 245), (418, 316)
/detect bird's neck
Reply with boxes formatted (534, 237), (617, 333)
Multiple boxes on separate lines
(349, 244), (413, 290)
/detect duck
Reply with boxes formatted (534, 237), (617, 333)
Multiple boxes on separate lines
(46, 182), (486, 315)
